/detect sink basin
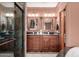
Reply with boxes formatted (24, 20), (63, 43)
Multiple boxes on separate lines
(27, 32), (57, 35)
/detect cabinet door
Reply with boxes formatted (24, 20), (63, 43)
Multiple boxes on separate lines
(49, 36), (59, 52)
(42, 36), (50, 52)
(33, 36), (40, 52)
(27, 35), (34, 52)
(39, 36), (43, 52)
(27, 35), (40, 52)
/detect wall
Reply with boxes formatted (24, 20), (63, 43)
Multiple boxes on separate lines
(56, 2), (67, 25)
(66, 3), (79, 47)
(57, 2), (79, 47)
(27, 7), (57, 14)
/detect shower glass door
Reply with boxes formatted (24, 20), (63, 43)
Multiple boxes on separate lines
(14, 3), (24, 57)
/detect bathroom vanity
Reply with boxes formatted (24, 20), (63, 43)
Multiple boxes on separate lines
(27, 7), (60, 52)
(26, 16), (60, 52)
(27, 32), (60, 52)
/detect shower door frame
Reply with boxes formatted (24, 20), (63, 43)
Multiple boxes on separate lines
(14, 2), (25, 57)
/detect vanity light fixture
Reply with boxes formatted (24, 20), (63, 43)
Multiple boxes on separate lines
(44, 13), (48, 17)
(51, 13), (55, 17)
(44, 13), (56, 17)
(28, 13), (39, 17)
(35, 14), (39, 17)
(5, 13), (14, 17)
(28, 14), (32, 17)
(31, 14), (35, 17)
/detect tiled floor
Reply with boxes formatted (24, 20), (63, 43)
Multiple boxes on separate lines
(0, 52), (58, 57)
(0, 52), (14, 57)
(26, 52), (58, 57)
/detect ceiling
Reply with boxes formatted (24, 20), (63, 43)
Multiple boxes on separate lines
(0, 2), (14, 8)
(0, 2), (58, 8)
(27, 2), (58, 7)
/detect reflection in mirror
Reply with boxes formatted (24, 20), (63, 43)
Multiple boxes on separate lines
(30, 19), (35, 28)
(0, 7), (14, 38)
(28, 18), (38, 30)
(45, 22), (52, 30)
(44, 18), (52, 30)
(0, 3), (14, 57)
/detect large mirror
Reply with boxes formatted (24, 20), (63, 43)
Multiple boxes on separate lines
(0, 3), (14, 57)
(30, 19), (36, 28)
(43, 17), (57, 31)
(0, 3), (14, 38)
(45, 22), (52, 30)
(28, 17), (38, 30)
(43, 18), (52, 30)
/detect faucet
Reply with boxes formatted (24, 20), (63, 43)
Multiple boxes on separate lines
(40, 30), (42, 35)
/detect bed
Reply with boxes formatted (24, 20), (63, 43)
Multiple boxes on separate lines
(57, 47), (79, 57)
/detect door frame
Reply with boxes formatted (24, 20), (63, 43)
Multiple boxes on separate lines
(14, 2), (25, 57)
(59, 8), (66, 50)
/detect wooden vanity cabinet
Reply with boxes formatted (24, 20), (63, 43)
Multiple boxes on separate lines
(27, 35), (59, 52)
(27, 35), (40, 52)
(42, 36), (50, 52)
(42, 35), (59, 52)
(48, 35), (59, 52)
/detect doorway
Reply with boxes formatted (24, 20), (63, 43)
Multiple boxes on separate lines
(59, 8), (66, 50)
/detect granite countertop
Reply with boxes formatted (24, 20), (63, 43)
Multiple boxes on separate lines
(27, 31), (60, 36)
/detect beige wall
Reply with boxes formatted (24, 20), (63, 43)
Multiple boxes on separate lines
(66, 3), (79, 47)
(56, 2), (67, 25)
(27, 7), (57, 14)
(57, 2), (79, 47)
